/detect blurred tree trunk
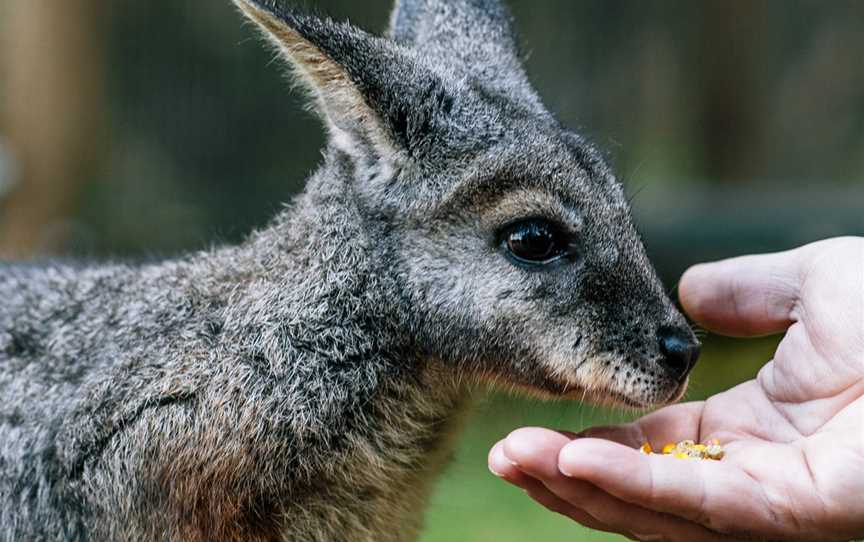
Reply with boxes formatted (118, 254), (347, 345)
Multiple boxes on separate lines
(697, 0), (770, 183)
(0, 0), (107, 258)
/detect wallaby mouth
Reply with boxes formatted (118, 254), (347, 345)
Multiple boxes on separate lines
(556, 376), (690, 410)
(492, 328), (700, 409)
(488, 356), (692, 410)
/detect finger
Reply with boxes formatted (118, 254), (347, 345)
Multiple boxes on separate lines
(523, 485), (625, 536)
(558, 438), (780, 537)
(491, 438), (575, 496)
(500, 427), (572, 468)
(632, 401), (706, 448)
(489, 439), (537, 487)
(575, 402), (705, 456)
(679, 249), (803, 337)
(502, 428), (732, 542)
(574, 422), (645, 448)
(489, 439), (617, 534)
(489, 430), (576, 483)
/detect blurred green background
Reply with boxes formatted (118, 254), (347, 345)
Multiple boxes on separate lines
(0, 1), (862, 540)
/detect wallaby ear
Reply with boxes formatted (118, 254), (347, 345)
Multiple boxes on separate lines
(234, 0), (452, 159)
(389, 0), (541, 110)
(390, 0), (517, 55)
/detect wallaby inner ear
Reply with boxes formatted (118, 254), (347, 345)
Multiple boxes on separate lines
(235, 0), (451, 160)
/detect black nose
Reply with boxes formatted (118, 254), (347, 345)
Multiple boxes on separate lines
(657, 328), (700, 381)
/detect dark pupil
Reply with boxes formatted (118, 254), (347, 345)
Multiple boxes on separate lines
(507, 222), (557, 261)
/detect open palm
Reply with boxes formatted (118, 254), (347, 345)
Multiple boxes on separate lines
(489, 237), (864, 541)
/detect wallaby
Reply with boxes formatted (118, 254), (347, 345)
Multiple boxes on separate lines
(0, 0), (701, 540)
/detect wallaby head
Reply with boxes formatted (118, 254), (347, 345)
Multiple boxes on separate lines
(235, 0), (700, 408)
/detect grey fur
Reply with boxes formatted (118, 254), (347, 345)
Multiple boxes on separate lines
(0, 1), (697, 540)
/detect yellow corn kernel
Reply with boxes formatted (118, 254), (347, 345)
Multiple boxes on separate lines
(704, 444), (725, 460)
(641, 439), (725, 461)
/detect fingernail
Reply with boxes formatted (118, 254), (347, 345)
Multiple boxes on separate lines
(559, 466), (574, 478)
(488, 464), (503, 477)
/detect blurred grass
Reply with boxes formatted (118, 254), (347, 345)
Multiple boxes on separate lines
(420, 335), (781, 541)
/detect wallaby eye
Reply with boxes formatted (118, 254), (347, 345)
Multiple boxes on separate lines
(499, 219), (574, 267)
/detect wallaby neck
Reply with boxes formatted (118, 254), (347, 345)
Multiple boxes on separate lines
(193, 156), (472, 540)
(227, 153), (411, 378)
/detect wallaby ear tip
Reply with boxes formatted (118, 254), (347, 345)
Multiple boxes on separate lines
(232, 0), (257, 9)
(233, 0), (301, 37)
(233, 0), (272, 8)
(233, 0), (282, 19)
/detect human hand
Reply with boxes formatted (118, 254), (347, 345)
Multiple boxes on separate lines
(489, 237), (864, 541)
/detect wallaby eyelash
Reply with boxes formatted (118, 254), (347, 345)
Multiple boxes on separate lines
(494, 215), (580, 250)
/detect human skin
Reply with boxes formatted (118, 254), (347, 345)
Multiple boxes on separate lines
(488, 237), (864, 541)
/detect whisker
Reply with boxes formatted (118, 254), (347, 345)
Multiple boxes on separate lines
(626, 181), (650, 206)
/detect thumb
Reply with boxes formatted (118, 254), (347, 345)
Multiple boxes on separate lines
(679, 248), (804, 337)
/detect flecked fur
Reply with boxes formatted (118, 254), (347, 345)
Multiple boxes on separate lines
(0, 1), (697, 540)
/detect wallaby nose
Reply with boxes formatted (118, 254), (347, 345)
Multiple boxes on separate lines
(657, 328), (700, 381)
